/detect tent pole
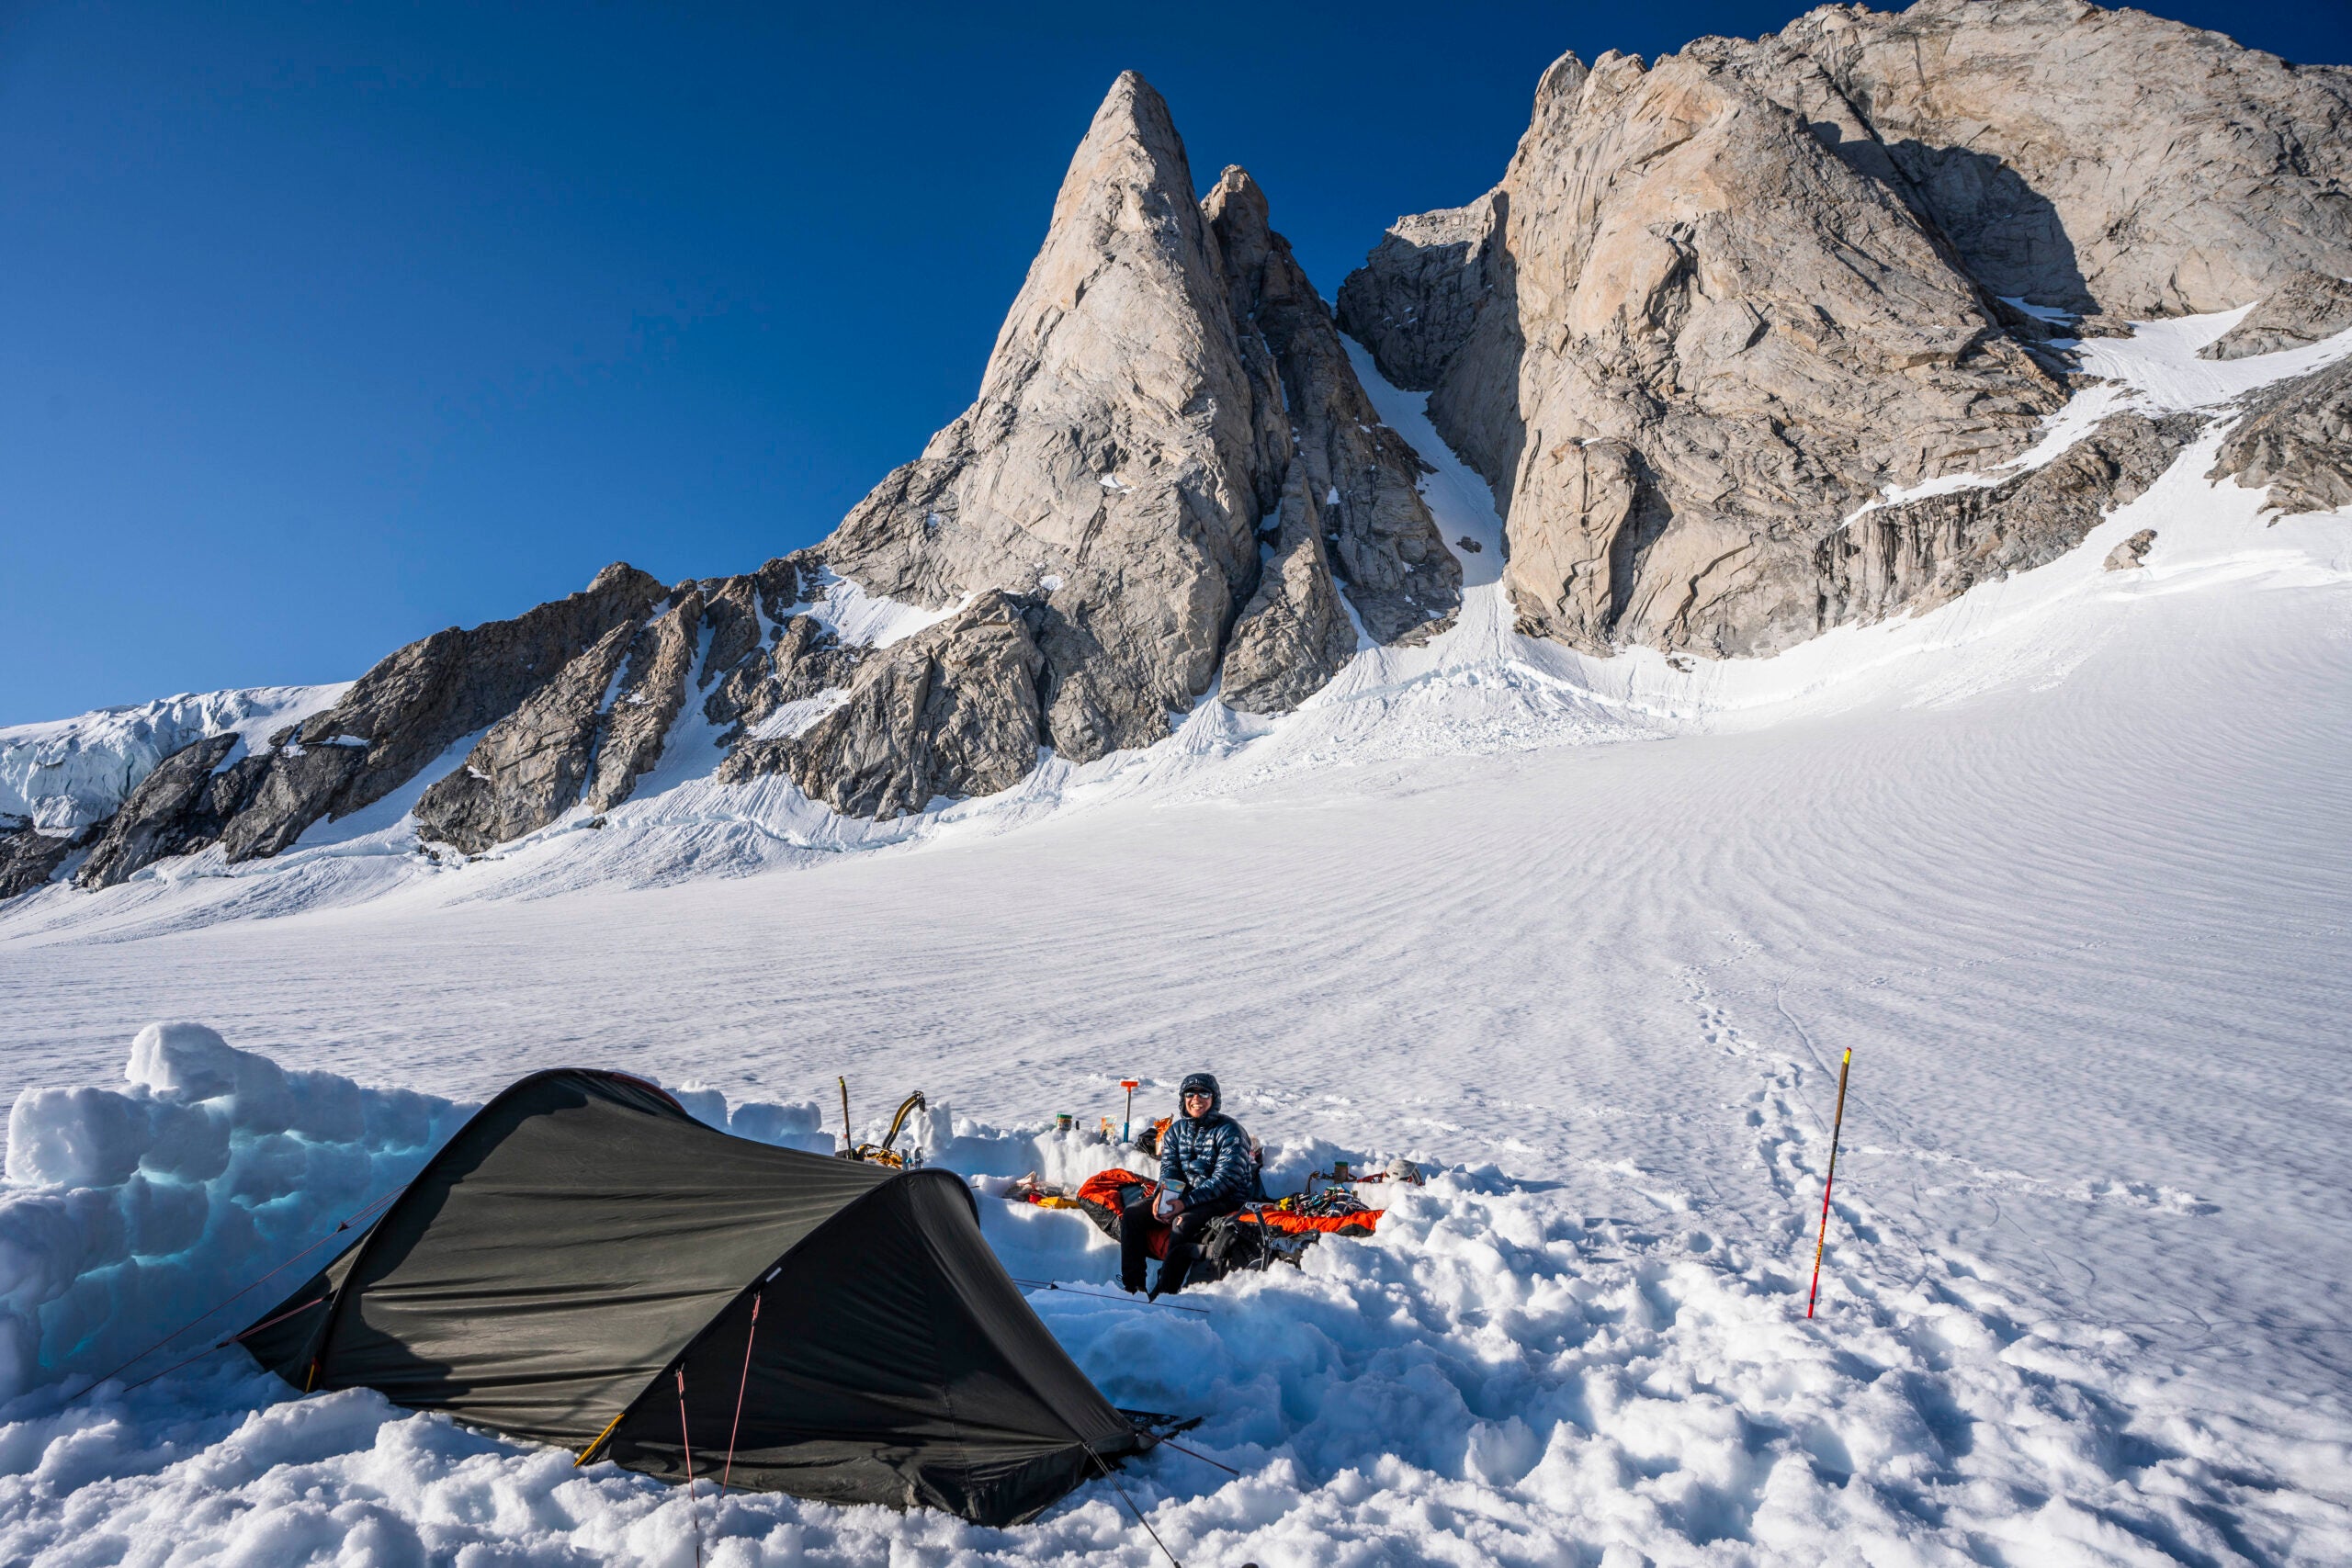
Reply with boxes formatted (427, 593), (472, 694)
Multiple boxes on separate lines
(574, 1408), (626, 1467)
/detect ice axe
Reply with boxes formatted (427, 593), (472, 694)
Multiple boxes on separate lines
(1120, 1080), (1140, 1144)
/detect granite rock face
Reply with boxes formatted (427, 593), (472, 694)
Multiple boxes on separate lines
(1759, 0), (2352, 318)
(1821, 413), (2199, 626)
(1221, 466), (1362, 715)
(189, 563), (671, 863)
(586, 592), (705, 813)
(2201, 272), (2352, 361)
(1337, 197), (1504, 396)
(723, 591), (1046, 820)
(412, 623), (639, 856)
(75, 734), (242, 890)
(1204, 166), (1458, 648)
(1341, 0), (2352, 659)
(411, 558), (830, 854)
(703, 611), (863, 744)
(1361, 43), (2064, 657)
(2211, 354), (2352, 515)
(820, 73), (1267, 765)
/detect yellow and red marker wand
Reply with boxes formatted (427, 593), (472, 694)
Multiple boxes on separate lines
(1806, 1048), (1853, 1320)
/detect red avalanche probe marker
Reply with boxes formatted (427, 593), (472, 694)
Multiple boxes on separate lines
(1120, 1080), (1140, 1144)
(1806, 1048), (1853, 1319)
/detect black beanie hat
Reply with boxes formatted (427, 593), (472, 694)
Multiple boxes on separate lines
(1178, 1072), (1220, 1113)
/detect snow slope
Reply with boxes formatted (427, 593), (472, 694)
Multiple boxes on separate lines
(0, 314), (2346, 1563)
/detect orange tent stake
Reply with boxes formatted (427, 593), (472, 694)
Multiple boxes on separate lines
(1806, 1048), (1853, 1320)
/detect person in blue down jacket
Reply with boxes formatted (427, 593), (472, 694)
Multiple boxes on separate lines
(1123, 1071), (1255, 1297)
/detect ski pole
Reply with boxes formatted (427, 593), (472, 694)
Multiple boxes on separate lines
(838, 1076), (852, 1151)
(1120, 1080), (1139, 1144)
(1806, 1048), (1853, 1319)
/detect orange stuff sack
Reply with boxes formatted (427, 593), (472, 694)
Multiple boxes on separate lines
(1238, 1208), (1381, 1235)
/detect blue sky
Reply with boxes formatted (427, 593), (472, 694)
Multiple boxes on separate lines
(4, 0), (2346, 724)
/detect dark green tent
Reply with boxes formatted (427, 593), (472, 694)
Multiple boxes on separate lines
(242, 1068), (1143, 1526)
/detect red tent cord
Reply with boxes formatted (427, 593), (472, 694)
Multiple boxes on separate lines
(676, 1368), (702, 1567)
(722, 1292), (761, 1491)
(114, 1294), (333, 1396)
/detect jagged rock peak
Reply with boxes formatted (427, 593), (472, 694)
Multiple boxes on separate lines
(820, 71), (1453, 774)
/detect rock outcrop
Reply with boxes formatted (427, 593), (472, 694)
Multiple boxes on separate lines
(2201, 272), (2352, 360)
(1220, 466), (1362, 715)
(205, 564), (670, 862)
(703, 609), (862, 745)
(2105, 530), (2158, 571)
(1357, 42), (2065, 658)
(817, 74), (1262, 764)
(412, 623), (638, 856)
(413, 558), (842, 853)
(1342, 1), (2352, 658)
(723, 592), (1046, 820)
(2211, 355), (2352, 515)
(586, 592), (705, 812)
(1204, 167), (1458, 647)
(1337, 197), (1504, 395)
(75, 734), (243, 889)
(1, 821), (88, 899)
(1790, 1), (2352, 319)
(1821, 413), (2198, 625)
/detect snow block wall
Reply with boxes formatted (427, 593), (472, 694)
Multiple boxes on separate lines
(0, 1034), (892, 1403)
(0, 1023), (468, 1401)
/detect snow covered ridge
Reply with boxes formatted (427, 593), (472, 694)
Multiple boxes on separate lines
(4, 1029), (2345, 1562)
(0, 686), (345, 835)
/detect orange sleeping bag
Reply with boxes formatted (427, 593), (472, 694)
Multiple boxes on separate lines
(1238, 1208), (1380, 1235)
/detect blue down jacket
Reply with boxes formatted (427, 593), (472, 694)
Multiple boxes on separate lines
(1157, 1076), (1254, 1208)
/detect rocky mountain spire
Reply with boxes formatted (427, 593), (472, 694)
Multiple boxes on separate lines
(816, 72), (1265, 764)
(768, 72), (1455, 789)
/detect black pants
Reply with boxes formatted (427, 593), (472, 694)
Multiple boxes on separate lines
(1121, 1190), (1243, 1295)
